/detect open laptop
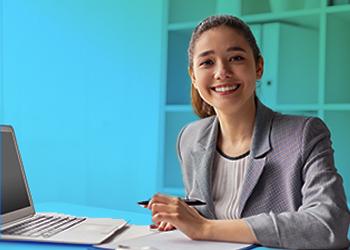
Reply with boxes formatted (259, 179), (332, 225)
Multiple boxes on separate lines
(0, 125), (127, 244)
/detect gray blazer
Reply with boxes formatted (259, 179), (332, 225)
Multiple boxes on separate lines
(176, 100), (350, 249)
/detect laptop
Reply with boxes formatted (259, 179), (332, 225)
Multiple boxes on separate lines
(0, 125), (127, 245)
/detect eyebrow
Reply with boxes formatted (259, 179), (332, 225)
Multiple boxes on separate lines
(227, 46), (246, 53)
(197, 46), (247, 58)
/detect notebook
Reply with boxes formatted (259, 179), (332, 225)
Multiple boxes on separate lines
(0, 125), (127, 245)
(96, 226), (255, 250)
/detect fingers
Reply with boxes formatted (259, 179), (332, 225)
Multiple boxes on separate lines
(164, 223), (176, 231)
(145, 194), (179, 232)
(151, 203), (178, 217)
(152, 211), (178, 226)
(160, 222), (176, 231)
(146, 194), (188, 232)
(149, 221), (176, 231)
(157, 221), (167, 231)
(145, 194), (207, 240)
(147, 193), (179, 209)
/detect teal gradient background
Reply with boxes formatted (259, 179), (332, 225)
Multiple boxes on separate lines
(0, 0), (164, 213)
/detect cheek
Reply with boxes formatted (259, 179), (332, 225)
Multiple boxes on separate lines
(240, 65), (258, 85)
(195, 80), (212, 96)
(193, 70), (211, 87)
(192, 73), (213, 102)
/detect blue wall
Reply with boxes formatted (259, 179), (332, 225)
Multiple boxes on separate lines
(0, 0), (164, 213)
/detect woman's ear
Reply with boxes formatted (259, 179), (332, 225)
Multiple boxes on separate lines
(256, 57), (264, 80)
(188, 67), (197, 89)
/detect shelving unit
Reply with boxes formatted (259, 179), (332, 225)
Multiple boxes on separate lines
(159, 0), (350, 198)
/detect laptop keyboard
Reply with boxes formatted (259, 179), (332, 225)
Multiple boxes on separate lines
(1, 215), (86, 238)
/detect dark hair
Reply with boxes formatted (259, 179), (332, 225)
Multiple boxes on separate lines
(188, 15), (261, 118)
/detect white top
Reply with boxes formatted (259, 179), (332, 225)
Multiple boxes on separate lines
(212, 149), (250, 219)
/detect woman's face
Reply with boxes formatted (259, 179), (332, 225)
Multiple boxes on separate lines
(190, 25), (263, 115)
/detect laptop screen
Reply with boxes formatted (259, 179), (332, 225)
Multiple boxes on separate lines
(1, 130), (31, 215)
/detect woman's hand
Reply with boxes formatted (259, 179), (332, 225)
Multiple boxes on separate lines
(150, 221), (176, 231)
(147, 193), (209, 240)
(144, 193), (257, 244)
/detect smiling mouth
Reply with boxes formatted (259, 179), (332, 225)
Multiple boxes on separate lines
(211, 84), (240, 94)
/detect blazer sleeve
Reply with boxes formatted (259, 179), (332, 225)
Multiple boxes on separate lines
(244, 117), (350, 249)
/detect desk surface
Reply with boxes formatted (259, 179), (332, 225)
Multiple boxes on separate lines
(0, 203), (272, 250)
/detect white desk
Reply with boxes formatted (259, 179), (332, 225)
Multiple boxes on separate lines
(0, 203), (272, 250)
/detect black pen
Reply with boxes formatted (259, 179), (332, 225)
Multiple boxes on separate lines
(138, 198), (206, 207)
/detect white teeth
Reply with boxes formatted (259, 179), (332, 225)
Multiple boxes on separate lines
(214, 85), (239, 92)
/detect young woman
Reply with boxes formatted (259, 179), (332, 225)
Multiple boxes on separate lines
(146, 15), (349, 249)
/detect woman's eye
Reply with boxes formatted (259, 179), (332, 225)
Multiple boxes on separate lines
(200, 60), (214, 66)
(230, 56), (244, 62)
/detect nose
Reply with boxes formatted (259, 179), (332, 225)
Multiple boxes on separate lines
(214, 61), (233, 80)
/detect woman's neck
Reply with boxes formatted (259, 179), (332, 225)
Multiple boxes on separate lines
(216, 98), (256, 156)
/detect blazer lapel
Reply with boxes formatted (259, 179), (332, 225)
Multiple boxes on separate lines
(238, 100), (275, 217)
(190, 117), (219, 219)
(190, 147), (216, 219)
(237, 156), (266, 217)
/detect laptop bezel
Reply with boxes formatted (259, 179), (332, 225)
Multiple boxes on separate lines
(1, 125), (35, 225)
